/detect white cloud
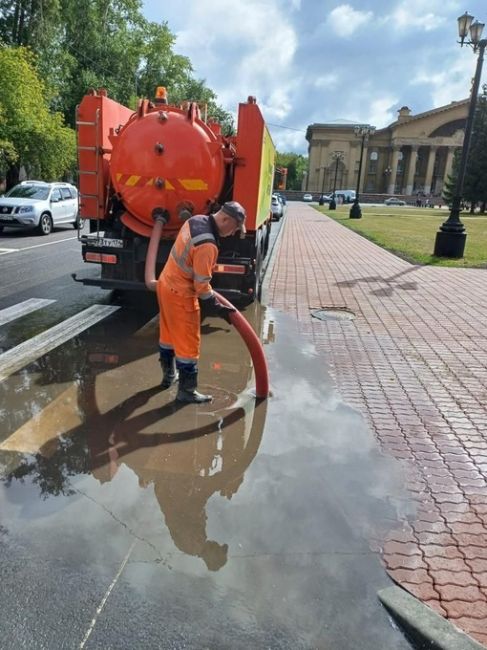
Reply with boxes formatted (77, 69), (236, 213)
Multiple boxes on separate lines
(366, 96), (399, 128)
(141, 0), (487, 153)
(327, 4), (373, 37)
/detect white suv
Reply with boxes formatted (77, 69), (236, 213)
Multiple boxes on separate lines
(0, 181), (79, 236)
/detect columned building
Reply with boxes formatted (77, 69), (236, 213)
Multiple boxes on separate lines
(305, 99), (469, 197)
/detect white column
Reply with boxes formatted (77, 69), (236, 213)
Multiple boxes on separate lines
(423, 146), (438, 195)
(387, 147), (401, 195)
(405, 146), (418, 195)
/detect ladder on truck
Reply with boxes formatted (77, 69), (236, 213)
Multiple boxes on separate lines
(76, 106), (103, 236)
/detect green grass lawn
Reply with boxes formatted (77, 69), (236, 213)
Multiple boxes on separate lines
(315, 204), (487, 268)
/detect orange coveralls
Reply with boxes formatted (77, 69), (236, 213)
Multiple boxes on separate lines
(157, 215), (219, 363)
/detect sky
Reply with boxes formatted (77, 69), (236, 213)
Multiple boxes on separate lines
(141, 0), (487, 154)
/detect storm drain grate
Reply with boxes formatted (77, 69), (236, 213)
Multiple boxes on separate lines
(310, 307), (355, 321)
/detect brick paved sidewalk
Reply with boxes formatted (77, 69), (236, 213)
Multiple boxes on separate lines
(267, 203), (487, 646)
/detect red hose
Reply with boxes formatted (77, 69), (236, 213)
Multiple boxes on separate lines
(214, 291), (269, 399)
(145, 217), (165, 291)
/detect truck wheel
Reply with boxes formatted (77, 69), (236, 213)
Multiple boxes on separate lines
(263, 223), (271, 256)
(37, 213), (53, 236)
(254, 240), (264, 301)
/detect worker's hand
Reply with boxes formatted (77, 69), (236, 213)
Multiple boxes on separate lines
(199, 295), (236, 324)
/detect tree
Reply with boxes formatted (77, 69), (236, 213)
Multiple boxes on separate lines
(274, 152), (308, 190)
(443, 88), (487, 213)
(0, 46), (76, 188)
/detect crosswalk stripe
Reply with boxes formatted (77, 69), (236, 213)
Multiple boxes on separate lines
(0, 304), (120, 382)
(0, 298), (55, 327)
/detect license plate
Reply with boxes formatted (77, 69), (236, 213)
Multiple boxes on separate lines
(89, 238), (124, 248)
(0, 216), (13, 221)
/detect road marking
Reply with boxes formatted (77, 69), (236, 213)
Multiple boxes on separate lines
(79, 540), (137, 649)
(0, 298), (55, 327)
(0, 247), (19, 255)
(0, 304), (120, 382)
(17, 236), (78, 251)
(0, 382), (81, 454)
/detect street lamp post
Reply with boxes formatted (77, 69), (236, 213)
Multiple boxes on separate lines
(329, 151), (344, 210)
(434, 11), (486, 258)
(318, 166), (327, 205)
(350, 124), (375, 219)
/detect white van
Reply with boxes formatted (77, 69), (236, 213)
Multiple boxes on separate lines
(334, 189), (356, 203)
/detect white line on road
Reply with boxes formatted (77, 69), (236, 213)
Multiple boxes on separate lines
(0, 304), (120, 382)
(79, 540), (137, 649)
(0, 298), (55, 327)
(0, 248), (19, 254)
(17, 236), (78, 251)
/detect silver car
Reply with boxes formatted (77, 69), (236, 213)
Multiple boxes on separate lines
(0, 181), (79, 236)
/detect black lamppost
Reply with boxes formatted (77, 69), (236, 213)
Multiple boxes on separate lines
(329, 151), (344, 210)
(383, 166), (392, 193)
(350, 124), (375, 219)
(318, 166), (327, 205)
(434, 12), (486, 258)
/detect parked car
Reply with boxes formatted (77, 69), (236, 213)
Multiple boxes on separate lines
(303, 193), (313, 202)
(319, 194), (333, 204)
(271, 194), (284, 221)
(0, 181), (79, 236)
(384, 197), (406, 206)
(335, 189), (356, 203)
(275, 192), (287, 205)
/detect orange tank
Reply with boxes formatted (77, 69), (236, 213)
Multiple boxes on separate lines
(109, 101), (227, 237)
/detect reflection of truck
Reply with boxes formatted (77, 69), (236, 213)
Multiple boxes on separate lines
(73, 89), (276, 302)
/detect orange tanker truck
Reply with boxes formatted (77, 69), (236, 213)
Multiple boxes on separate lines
(73, 88), (276, 302)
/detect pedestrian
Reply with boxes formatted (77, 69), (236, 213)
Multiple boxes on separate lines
(156, 201), (246, 404)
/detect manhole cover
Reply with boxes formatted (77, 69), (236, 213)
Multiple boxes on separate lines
(310, 308), (355, 321)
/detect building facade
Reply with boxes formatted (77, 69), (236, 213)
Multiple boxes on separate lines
(305, 99), (469, 198)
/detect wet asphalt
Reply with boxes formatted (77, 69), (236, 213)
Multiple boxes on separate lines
(0, 218), (415, 649)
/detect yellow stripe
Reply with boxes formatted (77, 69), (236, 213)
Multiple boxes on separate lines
(116, 173), (122, 181)
(126, 175), (141, 187)
(165, 180), (175, 190)
(180, 179), (208, 190)
(145, 178), (154, 186)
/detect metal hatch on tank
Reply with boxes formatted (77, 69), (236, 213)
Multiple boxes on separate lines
(109, 98), (226, 237)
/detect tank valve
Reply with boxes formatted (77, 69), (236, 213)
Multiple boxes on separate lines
(158, 111), (168, 122)
(154, 177), (165, 189)
(154, 142), (164, 154)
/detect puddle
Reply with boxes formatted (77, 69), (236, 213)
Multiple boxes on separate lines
(0, 303), (414, 648)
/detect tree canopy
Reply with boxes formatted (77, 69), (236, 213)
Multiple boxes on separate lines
(0, 0), (234, 187)
(0, 46), (76, 185)
(274, 151), (308, 191)
(443, 88), (487, 213)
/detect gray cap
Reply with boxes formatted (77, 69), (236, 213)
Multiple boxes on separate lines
(221, 201), (246, 232)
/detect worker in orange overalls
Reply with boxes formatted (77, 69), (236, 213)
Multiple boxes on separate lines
(156, 201), (247, 404)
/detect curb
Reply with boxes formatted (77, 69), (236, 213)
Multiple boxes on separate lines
(260, 213), (287, 305)
(378, 586), (485, 650)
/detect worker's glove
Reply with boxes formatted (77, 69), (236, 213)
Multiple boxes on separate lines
(199, 294), (236, 324)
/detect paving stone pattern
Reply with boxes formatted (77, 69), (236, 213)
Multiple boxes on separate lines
(267, 204), (487, 646)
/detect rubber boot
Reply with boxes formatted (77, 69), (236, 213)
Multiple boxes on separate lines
(176, 364), (212, 403)
(159, 347), (177, 389)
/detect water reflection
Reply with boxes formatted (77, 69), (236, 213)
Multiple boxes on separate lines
(0, 302), (268, 571)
